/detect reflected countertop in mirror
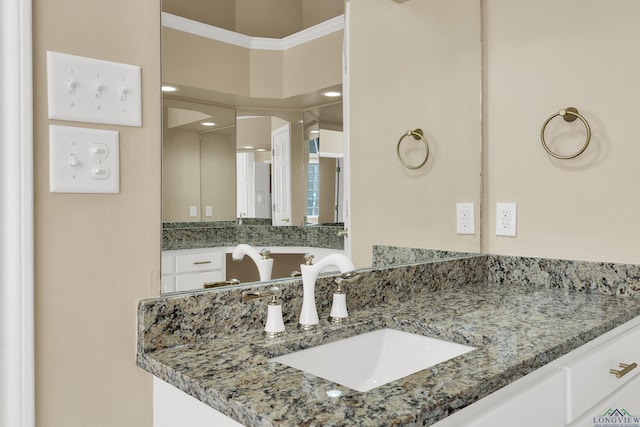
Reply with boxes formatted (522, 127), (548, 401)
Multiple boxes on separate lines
(162, 221), (345, 251)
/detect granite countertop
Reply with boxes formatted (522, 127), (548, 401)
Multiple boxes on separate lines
(137, 280), (640, 426)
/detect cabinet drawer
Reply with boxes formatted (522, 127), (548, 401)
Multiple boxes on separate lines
(564, 324), (640, 422)
(568, 374), (640, 426)
(175, 251), (223, 273)
(161, 275), (176, 294)
(161, 255), (174, 275)
(176, 271), (224, 292)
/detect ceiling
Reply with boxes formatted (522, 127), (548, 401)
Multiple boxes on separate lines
(162, 0), (344, 38)
(161, 0), (345, 140)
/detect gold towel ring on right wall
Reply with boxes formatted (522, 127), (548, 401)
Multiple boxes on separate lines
(540, 107), (592, 159)
(397, 128), (430, 169)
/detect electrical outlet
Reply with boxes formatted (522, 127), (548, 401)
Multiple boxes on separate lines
(189, 206), (197, 217)
(456, 203), (475, 234)
(496, 202), (517, 236)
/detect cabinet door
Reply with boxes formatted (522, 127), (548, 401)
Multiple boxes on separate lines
(175, 271), (224, 292)
(467, 369), (564, 427)
(175, 251), (223, 273)
(434, 369), (565, 427)
(568, 375), (640, 427)
(564, 324), (640, 423)
(153, 377), (243, 427)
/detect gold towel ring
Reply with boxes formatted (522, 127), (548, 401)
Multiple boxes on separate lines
(540, 107), (591, 159)
(397, 128), (430, 169)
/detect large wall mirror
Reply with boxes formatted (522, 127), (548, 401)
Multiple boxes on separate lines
(160, 0), (483, 294)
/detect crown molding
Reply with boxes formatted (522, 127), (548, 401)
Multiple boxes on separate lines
(162, 12), (344, 51)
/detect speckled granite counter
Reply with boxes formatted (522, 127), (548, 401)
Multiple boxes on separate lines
(372, 245), (478, 266)
(137, 255), (640, 426)
(163, 222), (345, 251)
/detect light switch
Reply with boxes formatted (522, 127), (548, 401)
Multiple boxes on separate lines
(189, 206), (197, 217)
(49, 125), (119, 193)
(47, 51), (141, 127)
(205, 206), (213, 217)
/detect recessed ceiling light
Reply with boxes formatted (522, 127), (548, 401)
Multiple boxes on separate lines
(201, 122), (216, 126)
(242, 146), (255, 150)
(309, 130), (320, 134)
(161, 85), (179, 92)
(322, 91), (341, 97)
(256, 148), (267, 152)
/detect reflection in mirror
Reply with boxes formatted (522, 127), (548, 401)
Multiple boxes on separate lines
(160, 1), (352, 293)
(160, 0), (482, 294)
(303, 109), (345, 225)
(162, 99), (236, 222)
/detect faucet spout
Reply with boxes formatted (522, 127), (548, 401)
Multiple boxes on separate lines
(231, 244), (273, 282)
(298, 253), (355, 330)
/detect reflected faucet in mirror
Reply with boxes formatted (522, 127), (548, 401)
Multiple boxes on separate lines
(232, 244), (273, 282)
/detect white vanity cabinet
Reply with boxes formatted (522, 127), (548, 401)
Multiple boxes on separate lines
(432, 367), (566, 427)
(161, 248), (225, 293)
(153, 377), (242, 427)
(161, 247), (344, 293)
(151, 316), (640, 427)
(434, 316), (640, 427)
(568, 371), (640, 426)
(564, 322), (640, 425)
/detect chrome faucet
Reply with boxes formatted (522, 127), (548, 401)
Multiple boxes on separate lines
(231, 244), (273, 282)
(298, 253), (356, 330)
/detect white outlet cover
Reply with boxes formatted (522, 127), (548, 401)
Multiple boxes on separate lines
(49, 125), (119, 193)
(456, 203), (475, 234)
(496, 202), (517, 236)
(47, 51), (141, 127)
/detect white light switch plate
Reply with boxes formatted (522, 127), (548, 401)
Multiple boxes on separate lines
(47, 51), (141, 127)
(49, 125), (119, 193)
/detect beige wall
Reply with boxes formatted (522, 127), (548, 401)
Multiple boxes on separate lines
(237, 116), (272, 148)
(319, 129), (343, 154)
(348, 0), (482, 267)
(162, 28), (251, 97)
(235, 0), (303, 38)
(162, 26), (342, 100)
(283, 31), (343, 97)
(201, 132), (237, 221)
(302, 0), (345, 28)
(318, 158), (337, 223)
(162, 128), (201, 222)
(33, 0), (159, 426)
(484, 0), (640, 264)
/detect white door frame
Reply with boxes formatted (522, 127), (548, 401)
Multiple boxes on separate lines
(342, 1), (352, 257)
(0, 0), (35, 426)
(271, 123), (292, 226)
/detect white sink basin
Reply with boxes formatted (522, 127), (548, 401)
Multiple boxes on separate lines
(271, 328), (475, 392)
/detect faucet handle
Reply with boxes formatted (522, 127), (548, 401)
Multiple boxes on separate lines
(242, 286), (280, 302)
(304, 253), (315, 265)
(339, 271), (361, 283)
(260, 248), (271, 259)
